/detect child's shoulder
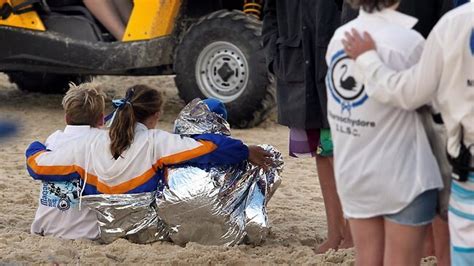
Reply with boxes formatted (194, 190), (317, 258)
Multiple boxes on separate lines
(45, 130), (64, 146)
(377, 25), (424, 53)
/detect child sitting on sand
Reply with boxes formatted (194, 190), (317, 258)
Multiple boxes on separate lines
(325, 0), (443, 264)
(26, 83), (271, 240)
(28, 83), (106, 239)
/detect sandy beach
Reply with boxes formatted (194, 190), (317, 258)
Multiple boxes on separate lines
(0, 73), (437, 265)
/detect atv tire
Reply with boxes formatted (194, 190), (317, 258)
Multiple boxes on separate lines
(7, 72), (91, 94)
(174, 10), (275, 129)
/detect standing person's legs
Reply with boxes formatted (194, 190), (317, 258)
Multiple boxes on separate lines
(83, 0), (126, 40)
(384, 220), (430, 266)
(112, 0), (133, 24)
(422, 225), (436, 258)
(384, 189), (438, 266)
(315, 155), (345, 253)
(349, 217), (385, 266)
(432, 216), (450, 266)
(339, 218), (354, 249)
(289, 128), (347, 253)
(327, 155), (353, 250)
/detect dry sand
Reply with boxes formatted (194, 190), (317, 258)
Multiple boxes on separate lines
(0, 73), (436, 265)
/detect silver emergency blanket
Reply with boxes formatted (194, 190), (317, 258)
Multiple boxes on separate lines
(82, 99), (283, 245)
(157, 99), (283, 246)
(82, 192), (170, 244)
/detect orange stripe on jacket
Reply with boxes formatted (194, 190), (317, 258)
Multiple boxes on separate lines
(28, 140), (216, 194)
(154, 140), (217, 169)
(27, 152), (76, 175)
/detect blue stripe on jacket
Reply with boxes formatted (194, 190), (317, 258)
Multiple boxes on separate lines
(187, 133), (249, 165)
(26, 141), (48, 157)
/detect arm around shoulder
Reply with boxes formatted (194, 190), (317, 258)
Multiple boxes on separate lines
(25, 141), (80, 182)
(355, 35), (442, 110)
(153, 131), (249, 167)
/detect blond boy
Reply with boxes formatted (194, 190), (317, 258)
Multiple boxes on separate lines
(27, 83), (105, 239)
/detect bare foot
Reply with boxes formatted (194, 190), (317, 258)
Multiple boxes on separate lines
(338, 223), (354, 250)
(313, 238), (342, 254)
(338, 237), (354, 250)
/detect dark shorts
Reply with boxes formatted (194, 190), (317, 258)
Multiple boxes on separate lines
(289, 128), (333, 158)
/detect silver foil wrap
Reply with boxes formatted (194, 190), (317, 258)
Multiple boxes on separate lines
(158, 99), (283, 246)
(82, 99), (283, 245)
(81, 192), (170, 244)
(173, 99), (231, 136)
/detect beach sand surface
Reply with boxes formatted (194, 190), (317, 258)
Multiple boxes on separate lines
(0, 74), (436, 265)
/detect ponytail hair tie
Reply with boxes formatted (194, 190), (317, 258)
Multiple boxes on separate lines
(105, 88), (136, 126)
(112, 87), (135, 110)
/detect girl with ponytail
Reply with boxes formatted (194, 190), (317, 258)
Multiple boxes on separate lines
(109, 85), (163, 159)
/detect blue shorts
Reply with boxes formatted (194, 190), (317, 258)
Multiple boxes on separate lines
(385, 189), (438, 226)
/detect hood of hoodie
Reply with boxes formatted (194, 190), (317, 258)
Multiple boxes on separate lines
(86, 123), (155, 183)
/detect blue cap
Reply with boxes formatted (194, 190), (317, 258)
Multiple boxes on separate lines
(203, 98), (228, 120)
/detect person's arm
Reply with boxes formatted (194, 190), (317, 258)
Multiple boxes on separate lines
(153, 131), (271, 168)
(344, 29), (444, 110)
(25, 141), (80, 182)
(262, 0), (278, 74)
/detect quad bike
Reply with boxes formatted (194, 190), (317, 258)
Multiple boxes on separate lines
(0, 0), (273, 128)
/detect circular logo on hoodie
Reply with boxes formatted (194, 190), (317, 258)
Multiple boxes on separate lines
(57, 198), (71, 211)
(327, 50), (367, 113)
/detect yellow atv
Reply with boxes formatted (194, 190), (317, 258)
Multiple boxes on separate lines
(0, 0), (273, 128)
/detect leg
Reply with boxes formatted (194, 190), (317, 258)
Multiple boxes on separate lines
(112, 0), (133, 24)
(432, 216), (450, 266)
(384, 219), (429, 266)
(314, 155), (345, 253)
(339, 219), (354, 249)
(349, 217), (385, 266)
(422, 224), (436, 258)
(384, 189), (438, 265)
(83, 0), (126, 40)
(326, 157), (354, 250)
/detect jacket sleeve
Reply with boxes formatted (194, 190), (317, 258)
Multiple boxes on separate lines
(186, 133), (249, 165)
(262, 0), (278, 74)
(25, 141), (80, 182)
(355, 30), (443, 111)
(153, 131), (248, 168)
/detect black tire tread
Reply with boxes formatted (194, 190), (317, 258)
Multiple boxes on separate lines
(174, 10), (275, 128)
(7, 72), (91, 94)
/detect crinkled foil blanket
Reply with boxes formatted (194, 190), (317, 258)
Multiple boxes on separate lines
(83, 99), (284, 246)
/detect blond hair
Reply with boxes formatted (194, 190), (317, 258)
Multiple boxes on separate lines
(110, 84), (163, 159)
(62, 82), (106, 126)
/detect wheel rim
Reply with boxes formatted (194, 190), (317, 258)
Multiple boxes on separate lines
(195, 41), (249, 103)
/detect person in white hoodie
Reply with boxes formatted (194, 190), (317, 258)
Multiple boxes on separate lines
(325, 0), (444, 265)
(27, 83), (106, 239)
(26, 83), (271, 240)
(342, 2), (474, 265)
